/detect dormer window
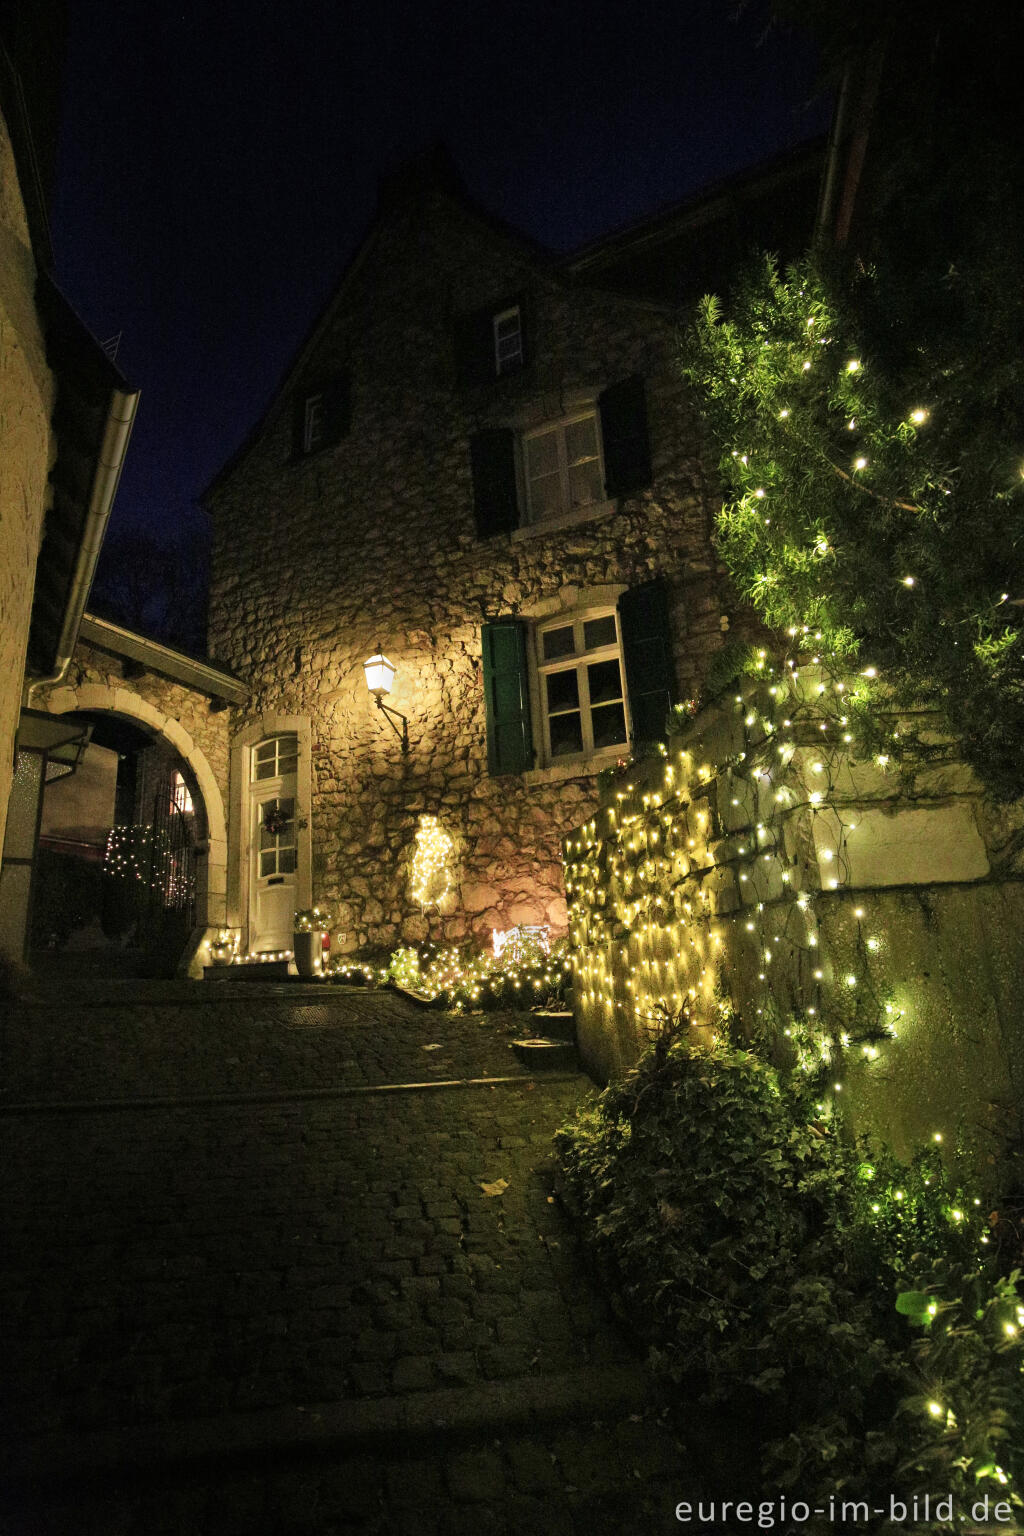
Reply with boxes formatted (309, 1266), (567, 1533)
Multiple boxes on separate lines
(454, 294), (528, 387)
(493, 306), (523, 376)
(291, 372), (352, 461)
(302, 393), (325, 454)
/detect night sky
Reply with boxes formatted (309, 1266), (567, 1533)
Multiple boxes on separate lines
(53, 0), (828, 566)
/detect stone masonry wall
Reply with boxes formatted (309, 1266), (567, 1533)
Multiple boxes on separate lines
(565, 667), (1024, 1165)
(40, 640), (231, 831)
(208, 184), (739, 954)
(0, 105), (55, 853)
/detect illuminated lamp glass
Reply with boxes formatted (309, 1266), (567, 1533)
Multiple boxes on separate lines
(364, 650), (396, 696)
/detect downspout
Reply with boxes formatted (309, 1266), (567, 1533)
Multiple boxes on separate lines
(23, 384), (140, 701)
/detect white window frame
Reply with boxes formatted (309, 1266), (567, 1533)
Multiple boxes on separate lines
(252, 734), (299, 783)
(522, 407), (605, 527)
(302, 393), (325, 454)
(533, 607), (630, 767)
(493, 306), (523, 376)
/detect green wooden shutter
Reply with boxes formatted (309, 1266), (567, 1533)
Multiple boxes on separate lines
(453, 306), (495, 387)
(481, 619), (533, 775)
(599, 375), (652, 496)
(618, 580), (675, 746)
(469, 428), (519, 538)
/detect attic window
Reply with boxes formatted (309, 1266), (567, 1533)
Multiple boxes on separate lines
(494, 307), (523, 376)
(302, 393), (325, 454)
(291, 372), (352, 461)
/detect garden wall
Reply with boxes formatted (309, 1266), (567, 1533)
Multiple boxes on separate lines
(565, 663), (1024, 1163)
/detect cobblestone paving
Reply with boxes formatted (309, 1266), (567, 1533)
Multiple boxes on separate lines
(0, 984), (696, 1533)
(1, 983), (538, 1103)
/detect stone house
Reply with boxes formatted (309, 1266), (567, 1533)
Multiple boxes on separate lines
(205, 146), (820, 960)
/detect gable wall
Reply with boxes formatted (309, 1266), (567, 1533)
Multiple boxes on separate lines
(208, 189), (742, 954)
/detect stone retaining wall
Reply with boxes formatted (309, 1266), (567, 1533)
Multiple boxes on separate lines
(565, 666), (1024, 1162)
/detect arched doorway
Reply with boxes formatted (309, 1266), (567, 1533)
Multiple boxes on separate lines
(37, 684), (228, 976)
(32, 712), (200, 975)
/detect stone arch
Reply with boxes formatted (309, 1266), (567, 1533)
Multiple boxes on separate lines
(38, 681), (229, 964)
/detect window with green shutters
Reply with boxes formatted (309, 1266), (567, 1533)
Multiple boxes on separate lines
(469, 376), (652, 539)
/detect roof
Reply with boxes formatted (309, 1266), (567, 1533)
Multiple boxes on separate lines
(204, 138), (825, 500)
(78, 612), (249, 705)
(562, 138), (825, 303)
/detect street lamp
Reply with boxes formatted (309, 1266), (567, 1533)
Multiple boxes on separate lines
(364, 647), (409, 752)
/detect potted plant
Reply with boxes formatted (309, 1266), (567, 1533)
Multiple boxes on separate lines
(293, 907), (331, 977)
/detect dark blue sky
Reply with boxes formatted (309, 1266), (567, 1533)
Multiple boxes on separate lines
(53, 0), (828, 552)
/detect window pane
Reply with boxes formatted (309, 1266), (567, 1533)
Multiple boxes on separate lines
(526, 430), (559, 477)
(549, 712), (584, 756)
(583, 615), (617, 650)
(278, 754), (298, 778)
(529, 472), (562, 519)
(564, 415), (598, 464)
(260, 850), (276, 877)
(588, 658), (623, 705)
(495, 312), (519, 340)
(568, 458), (602, 508)
(591, 702), (628, 749)
(546, 670), (580, 713)
(542, 625), (575, 660)
(278, 848), (297, 874)
(260, 821), (276, 850)
(255, 741), (276, 762)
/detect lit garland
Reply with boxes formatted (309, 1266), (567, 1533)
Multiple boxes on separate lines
(561, 655), (978, 1177)
(680, 255), (1024, 802)
(410, 814), (454, 911)
(380, 938), (571, 1012)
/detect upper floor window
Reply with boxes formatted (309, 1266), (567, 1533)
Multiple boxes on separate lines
(302, 393), (325, 454)
(291, 372), (351, 460)
(252, 734), (298, 782)
(524, 410), (604, 524)
(493, 306), (523, 376)
(454, 294), (528, 386)
(469, 375), (652, 541)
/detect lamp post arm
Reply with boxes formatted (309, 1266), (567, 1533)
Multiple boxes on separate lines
(375, 694), (409, 753)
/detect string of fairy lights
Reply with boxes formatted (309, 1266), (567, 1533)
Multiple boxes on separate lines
(563, 650), (990, 1240)
(410, 813), (455, 911)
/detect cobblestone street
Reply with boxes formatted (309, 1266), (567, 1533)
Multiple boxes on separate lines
(0, 983), (694, 1533)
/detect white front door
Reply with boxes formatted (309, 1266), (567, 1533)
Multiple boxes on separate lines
(249, 735), (298, 955)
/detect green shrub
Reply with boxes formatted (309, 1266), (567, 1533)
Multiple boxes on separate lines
(555, 1030), (1024, 1525)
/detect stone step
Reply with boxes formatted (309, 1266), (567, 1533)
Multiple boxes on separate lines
(511, 1037), (579, 1070)
(204, 960), (293, 981)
